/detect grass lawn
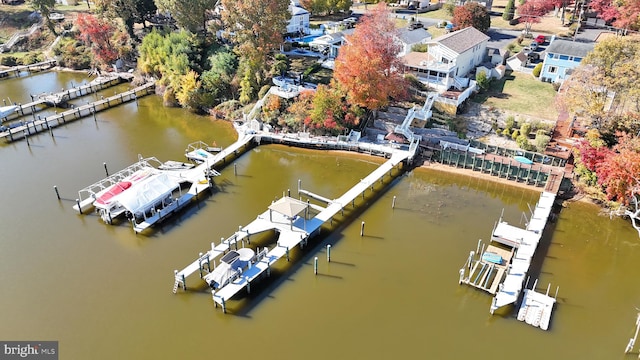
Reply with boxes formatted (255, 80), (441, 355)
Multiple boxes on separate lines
(288, 56), (332, 85)
(473, 71), (559, 120)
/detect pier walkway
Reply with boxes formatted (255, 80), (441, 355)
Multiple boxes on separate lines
(174, 137), (418, 312)
(0, 60), (56, 80)
(1, 74), (125, 124)
(0, 81), (154, 142)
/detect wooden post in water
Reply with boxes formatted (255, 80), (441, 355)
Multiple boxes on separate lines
(326, 244), (331, 262)
(392, 196), (396, 209)
(76, 199), (82, 214)
(103, 162), (109, 177)
(360, 221), (365, 236)
(53, 185), (60, 200)
(314, 257), (318, 275)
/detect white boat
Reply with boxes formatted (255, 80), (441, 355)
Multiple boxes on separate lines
(93, 168), (156, 223)
(204, 248), (256, 289)
(0, 104), (17, 119)
(158, 160), (195, 171)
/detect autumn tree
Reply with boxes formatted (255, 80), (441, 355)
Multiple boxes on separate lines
(517, 0), (554, 35)
(558, 37), (640, 134)
(452, 2), (491, 33)
(300, 0), (352, 15)
(94, 0), (157, 37)
(29, 0), (57, 34)
(221, 0), (290, 102)
(334, 3), (407, 111)
(155, 0), (216, 34)
(76, 14), (132, 68)
(590, 0), (640, 31)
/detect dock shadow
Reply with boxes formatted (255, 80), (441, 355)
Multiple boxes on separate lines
(327, 260), (356, 267)
(315, 273), (343, 280)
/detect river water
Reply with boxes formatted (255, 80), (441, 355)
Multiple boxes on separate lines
(1, 71), (639, 359)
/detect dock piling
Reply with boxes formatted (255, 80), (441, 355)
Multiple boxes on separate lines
(54, 185), (60, 200)
(103, 162), (109, 176)
(24, 131), (29, 147)
(285, 247), (289, 261)
(234, 163), (237, 176)
(360, 221), (365, 236)
(314, 257), (318, 275)
(76, 199), (82, 214)
(392, 196), (396, 209)
(327, 244), (331, 262)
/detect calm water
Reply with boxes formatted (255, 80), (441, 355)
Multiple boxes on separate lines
(1, 72), (639, 359)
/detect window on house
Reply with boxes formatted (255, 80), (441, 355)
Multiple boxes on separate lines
(548, 66), (557, 74)
(552, 54), (560, 59)
(559, 55), (569, 60)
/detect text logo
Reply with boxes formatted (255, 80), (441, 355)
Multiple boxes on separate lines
(1, 342), (57, 359)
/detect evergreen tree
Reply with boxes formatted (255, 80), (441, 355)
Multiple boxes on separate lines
(503, 0), (515, 20)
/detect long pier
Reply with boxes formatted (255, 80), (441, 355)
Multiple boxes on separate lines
(0, 81), (155, 142)
(0, 60), (56, 80)
(2, 74), (125, 123)
(173, 134), (418, 313)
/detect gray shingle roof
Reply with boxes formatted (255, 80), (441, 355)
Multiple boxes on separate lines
(546, 39), (594, 57)
(435, 27), (490, 54)
(397, 28), (432, 44)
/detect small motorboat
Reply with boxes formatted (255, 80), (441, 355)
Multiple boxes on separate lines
(0, 104), (18, 119)
(514, 156), (533, 165)
(482, 251), (503, 264)
(204, 248), (256, 289)
(158, 160), (195, 171)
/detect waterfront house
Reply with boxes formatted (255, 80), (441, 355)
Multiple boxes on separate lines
(287, 0), (310, 35)
(539, 38), (594, 83)
(400, 26), (489, 91)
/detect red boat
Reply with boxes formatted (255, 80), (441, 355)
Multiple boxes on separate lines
(95, 181), (132, 205)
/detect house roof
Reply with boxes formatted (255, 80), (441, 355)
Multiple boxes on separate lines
(434, 27), (490, 54)
(290, 5), (309, 15)
(546, 39), (594, 58)
(397, 28), (432, 45)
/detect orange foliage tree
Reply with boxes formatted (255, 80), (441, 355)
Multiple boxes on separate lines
(333, 3), (408, 111)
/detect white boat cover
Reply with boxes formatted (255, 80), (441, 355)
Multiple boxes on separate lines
(116, 173), (178, 214)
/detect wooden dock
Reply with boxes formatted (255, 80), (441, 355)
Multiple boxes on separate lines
(2, 74), (125, 123)
(0, 81), (155, 142)
(0, 60), (56, 80)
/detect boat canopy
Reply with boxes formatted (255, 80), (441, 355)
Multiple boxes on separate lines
(117, 173), (178, 215)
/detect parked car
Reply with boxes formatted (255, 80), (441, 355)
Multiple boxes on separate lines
(529, 42), (539, 50)
(522, 46), (533, 54)
(535, 35), (546, 44)
(527, 52), (540, 61)
(409, 21), (423, 30)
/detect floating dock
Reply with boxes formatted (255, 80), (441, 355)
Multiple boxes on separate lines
(173, 144), (417, 313)
(459, 188), (558, 328)
(516, 283), (558, 331)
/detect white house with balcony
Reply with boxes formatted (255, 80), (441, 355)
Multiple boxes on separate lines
(400, 26), (489, 92)
(287, 0), (310, 34)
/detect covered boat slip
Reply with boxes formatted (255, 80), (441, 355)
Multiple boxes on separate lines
(173, 197), (318, 297)
(74, 157), (163, 213)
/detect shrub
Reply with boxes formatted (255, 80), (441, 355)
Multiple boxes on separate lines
(258, 85), (271, 99)
(520, 122), (532, 138)
(411, 43), (429, 52)
(502, 128), (511, 136)
(506, 42), (516, 52)
(20, 53), (43, 65)
(0, 56), (18, 66)
(511, 129), (520, 140)
(476, 71), (490, 90)
(516, 35), (523, 45)
(505, 115), (515, 130)
(535, 134), (551, 152)
(516, 134), (532, 150)
(533, 63), (543, 77)
(503, 0), (515, 20)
